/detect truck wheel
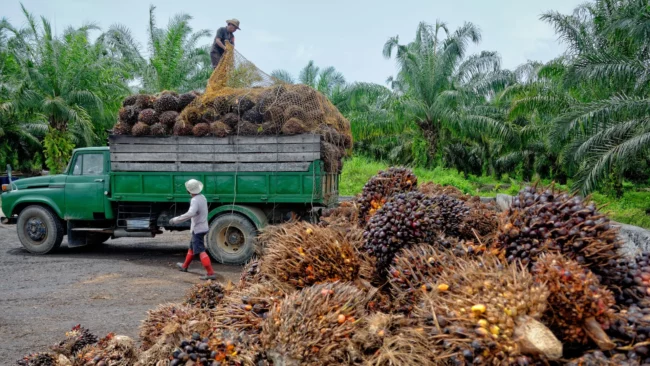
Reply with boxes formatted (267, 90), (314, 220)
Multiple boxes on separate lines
(16, 205), (64, 254)
(206, 213), (257, 265)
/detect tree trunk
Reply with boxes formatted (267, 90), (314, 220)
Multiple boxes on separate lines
(614, 173), (624, 198)
(523, 154), (533, 182)
(417, 119), (438, 162)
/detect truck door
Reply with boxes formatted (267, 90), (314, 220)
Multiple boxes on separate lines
(64, 152), (107, 220)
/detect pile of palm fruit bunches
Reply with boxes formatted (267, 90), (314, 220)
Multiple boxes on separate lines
(111, 86), (352, 173)
(20, 168), (650, 365)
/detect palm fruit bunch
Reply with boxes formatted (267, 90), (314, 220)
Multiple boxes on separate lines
(153, 92), (179, 114)
(418, 181), (466, 199)
(613, 252), (650, 307)
(131, 122), (150, 136)
(50, 325), (98, 358)
(122, 95), (138, 107)
(281, 117), (306, 135)
(600, 304), (650, 365)
(192, 122), (211, 137)
(412, 254), (562, 365)
(363, 191), (440, 277)
(320, 201), (360, 226)
(357, 168), (417, 224)
(149, 123), (167, 136)
(321, 141), (343, 172)
(458, 200), (499, 240)
(365, 330), (435, 366)
(135, 94), (155, 110)
(184, 281), (227, 309)
(170, 332), (259, 366)
(350, 312), (400, 354)
(388, 245), (459, 314)
(173, 120), (193, 136)
(181, 105), (202, 125)
(118, 106), (138, 125)
(139, 303), (201, 351)
(435, 234), (491, 258)
(357, 316), (435, 366)
(159, 111), (179, 129)
(17, 353), (60, 366)
(212, 283), (289, 363)
(209, 331), (269, 366)
(233, 96), (255, 113)
(532, 254), (617, 351)
(426, 194), (470, 237)
(177, 92), (197, 110)
(73, 333), (138, 366)
(137, 108), (158, 125)
(222, 113), (240, 129)
(169, 335), (214, 366)
(566, 350), (630, 366)
(260, 282), (367, 365)
(238, 259), (264, 289)
(258, 222), (359, 289)
(495, 185), (622, 281)
(111, 122), (131, 135)
(210, 121), (230, 137)
(237, 120), (260, 135)
(242, 105), (264, 124)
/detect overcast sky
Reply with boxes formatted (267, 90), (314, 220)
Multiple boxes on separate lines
(3, 0), (583, 85)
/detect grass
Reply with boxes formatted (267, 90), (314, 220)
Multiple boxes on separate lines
(340, 156), (650, 229)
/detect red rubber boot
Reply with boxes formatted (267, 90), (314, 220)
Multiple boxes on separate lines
(199, 252), (216, 280)
(176, 250), (194, 272)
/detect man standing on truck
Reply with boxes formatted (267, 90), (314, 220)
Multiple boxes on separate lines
(170, 179), (216, 280)
(210, 19), (240, 69)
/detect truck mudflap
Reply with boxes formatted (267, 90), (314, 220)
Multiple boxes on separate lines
(1, 216), (17, 225)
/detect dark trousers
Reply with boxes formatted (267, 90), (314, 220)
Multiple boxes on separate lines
(210, 49), (223, 69)
(189, 231), (207, 254)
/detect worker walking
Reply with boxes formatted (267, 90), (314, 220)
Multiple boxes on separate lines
(210, 19), (240, 69)
(170, 179), (216, 280)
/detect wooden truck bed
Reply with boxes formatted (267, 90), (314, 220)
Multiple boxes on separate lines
(107, 134), (338, 206)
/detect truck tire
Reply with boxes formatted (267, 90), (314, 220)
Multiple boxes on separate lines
(206, 213), (257, 265)
(16, 205), (64, 254)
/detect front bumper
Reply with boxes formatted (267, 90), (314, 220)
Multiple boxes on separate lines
(1, 216), (17, 225)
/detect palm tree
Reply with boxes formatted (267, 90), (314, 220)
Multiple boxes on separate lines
(538, 0), (650, 195)
(270, 69), (294, 84)
(1, 5), (130, 173)
(383, 21), (511, 160)
(488, 61), (574, 182)
(271, 61), (346, 98)
(104, 5), (212, 93)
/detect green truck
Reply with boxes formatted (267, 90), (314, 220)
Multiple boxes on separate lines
(1, 134), (339, 264)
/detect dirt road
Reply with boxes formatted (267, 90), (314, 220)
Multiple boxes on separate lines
(0, 222), (242, 363)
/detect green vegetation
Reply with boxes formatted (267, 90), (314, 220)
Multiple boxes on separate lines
(0, 0), (647, 225)
(0, 5), (212, 172)
(340, 156), (650, 229)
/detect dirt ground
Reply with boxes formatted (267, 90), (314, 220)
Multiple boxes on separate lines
(0, 221), (243, 363)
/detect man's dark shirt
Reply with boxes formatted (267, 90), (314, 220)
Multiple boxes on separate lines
(212, 27), (235, 55)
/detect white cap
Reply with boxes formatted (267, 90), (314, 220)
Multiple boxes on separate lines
(185, 179), (204, 194)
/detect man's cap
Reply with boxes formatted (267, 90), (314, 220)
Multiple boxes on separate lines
(226, 19), (241, 30)
(185, 179), (204, 194)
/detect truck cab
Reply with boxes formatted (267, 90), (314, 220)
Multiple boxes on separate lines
(1, 137), (338, 264)
(1, 147), (112, 254)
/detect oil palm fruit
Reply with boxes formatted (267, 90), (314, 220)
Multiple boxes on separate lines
(357, 168), (417, 224)
(533, 254), (616, 350)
